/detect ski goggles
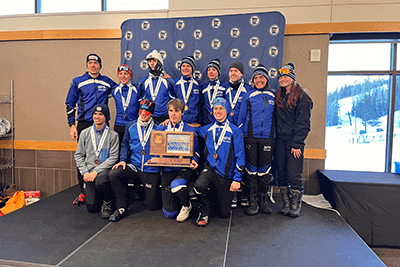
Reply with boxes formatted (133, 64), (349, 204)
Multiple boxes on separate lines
(278, 68), (291, 75)
(117, 65), (131, 72)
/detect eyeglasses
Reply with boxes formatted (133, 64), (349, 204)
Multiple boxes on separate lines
(278, 68), (290, 75)
(118, 65), (130, 72)
(139, 109), (151, 116)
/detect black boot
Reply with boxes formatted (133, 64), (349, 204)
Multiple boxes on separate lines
(279, 186), (290, 216)
(245, 186), (259, 215)
(288, 189), (303, 218)
(258, 190), (272, 214)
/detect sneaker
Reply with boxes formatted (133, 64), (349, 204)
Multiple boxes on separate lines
(101, 201), (113, 219)
(240, 197), (249, 207)
(176, 202), (192, 222)
(72, 194), (85, 206)
(109, 208), (126, 222)
(196, 213), (209, 227)
(231, 192), (238, 208)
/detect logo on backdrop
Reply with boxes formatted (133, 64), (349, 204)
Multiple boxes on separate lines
(269, 68), (278, 79)
(175, 60), (182, 70)
(125, 31), (133, 41)
(175, 40), (185, 51)
(249, 37), (260, 48)
(211, 39), (221, 50)
(230, 49), (240, 59)
(269, 46), (278, 57)
(269, 25), (279, 36)
(194, 29), (203, 40)
(140, 60), (148, 70)
(250, 16), (260, 26)
(248, 58), (259, 68)
(176, 20), (185, 30)
(194, 71), (202, 80)
(141, 21), (150, 31)
(160, 50), (167, 60)
(158, 30), (168, 41)
(194, 50), (203, 60)
(125, 51), (132, 60)
(230, 28), (240, 38)
(141, 40), (150, 51)
(211, 18), (221, 29)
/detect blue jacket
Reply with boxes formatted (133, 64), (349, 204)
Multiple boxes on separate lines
(155, 120), (200, 172)
(138, 74), (175, 118)
(112, 83), (140, 126)
(120, 119), (159, 173)
(224, 79), (252, 126)
(197, 119), (245, 182)
(174, 76), (202, 125)
(237, 84), (276, 139)
(66, 72), (116, 125)
(201, 79), (228, 125)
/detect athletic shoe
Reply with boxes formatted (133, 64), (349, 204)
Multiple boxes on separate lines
(196, 213), (209, 227)
(231, 192), (238, 208)
(109, 208), (126, 222)
(101, 201), (113, 219)
(72, 194), (85, 206)
(176, 202), (192, 222)
(240, 197), (249, 207)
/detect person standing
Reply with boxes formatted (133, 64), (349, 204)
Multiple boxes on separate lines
(237, 64), (276, 216)
(66, 53), (117, 206)
(108, 99), (160, 222)
(138, 50), (175, 124)
(275, 63), (313, 218)
(174, 55), (202, 128)
(194, 98), (245, 227)
(112, 64), (140, 147)
(155, 99), (200, 222)
(74, 104), (119, 218)
(201, 59), (228, 125)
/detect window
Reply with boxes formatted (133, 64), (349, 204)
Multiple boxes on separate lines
(326, 35), (400, 173)
(40, 0), (101, 13)
(105, 0), (168, 11)
(0, 0), (35, 15)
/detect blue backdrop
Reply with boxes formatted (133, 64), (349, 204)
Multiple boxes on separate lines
(120, 11), (285, 90)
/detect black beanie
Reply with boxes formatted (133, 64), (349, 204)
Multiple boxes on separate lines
(229, 61), (244, 75)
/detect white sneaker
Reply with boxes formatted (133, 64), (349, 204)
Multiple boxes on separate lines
(177, 202), (192, 222)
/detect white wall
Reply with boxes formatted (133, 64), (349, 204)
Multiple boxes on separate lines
(0, 0), (400, 32)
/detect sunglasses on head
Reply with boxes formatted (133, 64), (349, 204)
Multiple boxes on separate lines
(278, 68), (290, 75)
(139, 109), (151, 116)
(118, 65), (130, 72)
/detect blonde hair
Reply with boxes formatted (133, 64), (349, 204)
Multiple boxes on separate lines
(167, 99), (185, 113)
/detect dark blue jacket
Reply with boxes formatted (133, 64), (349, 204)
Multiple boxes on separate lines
(112, 83), (140, 126)
(224, 79), (252, 126)
(174, 76), (202, 125)
(201, 79), (228, 125)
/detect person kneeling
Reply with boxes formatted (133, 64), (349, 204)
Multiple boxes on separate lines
(194, 98), (245, 227)
(108, 99), (161, 222)
(74, 104), (119, 218)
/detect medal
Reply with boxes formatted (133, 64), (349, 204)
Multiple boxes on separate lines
(141, 149), (146, 155)
(230, 111), (234, 117)
(123, 113), (126, 118)
(185, 105), (188, 111)
(213, 153), (218, 159)
(94, 159), (100, 165)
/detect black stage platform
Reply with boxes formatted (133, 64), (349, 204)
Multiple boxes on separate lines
(0, 185), (385, 267)
(318, 169), (400, 248)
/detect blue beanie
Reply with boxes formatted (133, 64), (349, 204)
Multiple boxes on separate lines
(180, 55), (195, 72)
(206, 58), (221, 76)
(92, 104), (110, 121)
(86, 53), (102, 68)
(251, 64), (269, 82)
(212, 97), (228, 111)
(278, 62), (296, 81)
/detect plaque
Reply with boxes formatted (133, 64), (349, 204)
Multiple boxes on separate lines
(94, 159), (100, 165)
(145, 131), (194, 167)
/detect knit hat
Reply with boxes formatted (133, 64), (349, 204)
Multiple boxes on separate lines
(212, 97), (228, 111)
(206, 58), (222, 75)
(92, 104), (110, 121)
(229, 61), (244, 75)
(139, 99), (156, 115)
(251, 64), (269, 82)
(278, 63), (296, 81)
(86, 53), (102, 68)
(146, 49), (163, 66)
(180, 55), (195, 72)
(117, 64), (133, 78)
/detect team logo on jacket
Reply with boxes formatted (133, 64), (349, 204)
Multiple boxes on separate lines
(249, 36), (260, 48)
(124, 51), (132, 60)
(141, 21), (150, 31)
(176, 40), (185, 51)
(211, 39), (221, 50)
(269, 25), (279, 36)
(125, 31), (133, 41)
(98, 85), (107, 91)
(175, 60), (182, 70)
(250, 16), (260, 27)
(176, 20), (185, 30)
(160, 50), (167, 60)
(223, 136), (231, 144)
(268, 100), (275, 105)
(193, 50), (202, 60)
(248, 58), (259, 68)
(230, 28), (240, 38)
(158, 30), (167, 41)
(211, 18), (221, 29)
(269, 68), (278, 79)
(193, 29), (203, 40)
(141, 40), (150, 51)
(269, 46), (278, 57)
(194, 71), (202, 80)
(140, 60), (148, 70)
(263, 146), (272, 152)
(230, 48), (240, 59)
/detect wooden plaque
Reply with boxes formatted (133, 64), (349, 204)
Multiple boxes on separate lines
(145, 131), (194, 167)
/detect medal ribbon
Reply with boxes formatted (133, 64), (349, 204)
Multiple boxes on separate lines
(207, 80), (220, 107)
(212, 121), (229, 154)
(228, 79), (244, 110)
(147, 76), (163, 101)
(114, 84), (135, 114)
(90, 125), (109, 161)
(180, 77), (194, 106)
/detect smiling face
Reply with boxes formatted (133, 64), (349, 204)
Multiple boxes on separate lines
(181, 63), (193, 78)
(229, 67), (242, 83)
(87, 60), (101, 78)
(207, 67), (219, 81)
(213, 105), (227, 122)
(253, 75), (268, 89)
(147, 58), (158, 69)
(279, 75), (294, 89)
(139, 109), (152, 122)
(118, 70), (131, 85)
(93, 111), (106, 128)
